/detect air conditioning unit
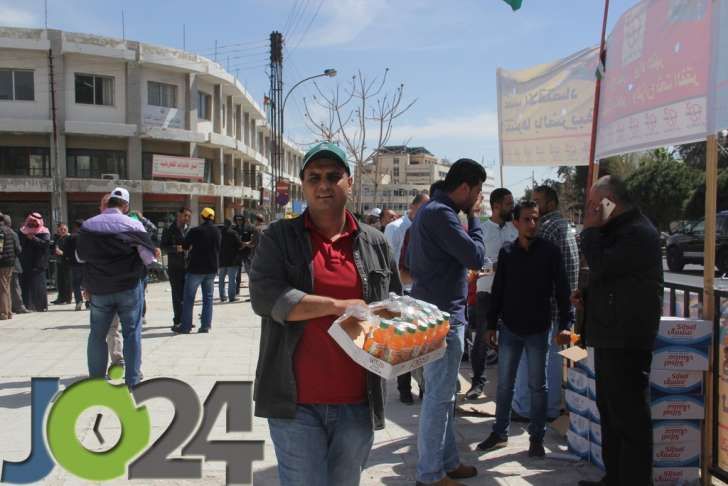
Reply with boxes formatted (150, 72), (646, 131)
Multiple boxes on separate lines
(101, 173), (120, 180)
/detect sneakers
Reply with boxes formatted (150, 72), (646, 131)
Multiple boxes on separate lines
(476, 432), (508, 452)
(399, 390), (414, 404)
(75, 303), (82, 311)
(465, 383), (484, 400)
(528, 440), (545, 458)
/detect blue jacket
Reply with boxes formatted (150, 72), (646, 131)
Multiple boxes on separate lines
(407, 191), (485, 325)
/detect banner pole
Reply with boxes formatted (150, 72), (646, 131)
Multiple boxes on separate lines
(586, 0), (610, 193)
(496, 67), (505, 187)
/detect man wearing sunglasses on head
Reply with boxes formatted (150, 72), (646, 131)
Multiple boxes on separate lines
(250, 142), (401, 486)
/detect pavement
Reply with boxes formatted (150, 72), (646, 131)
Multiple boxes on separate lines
(0, 279), (606, 486)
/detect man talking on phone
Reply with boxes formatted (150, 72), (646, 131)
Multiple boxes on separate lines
(573, 175), (663, 486)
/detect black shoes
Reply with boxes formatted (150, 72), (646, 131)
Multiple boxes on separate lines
(171, 326), (191, 334)
(476, 432), (508, 452)
(465, 383), (484, 400)
(198, 328), (210, 333)
(528, 440), (545, 458)
(577, 480), (610, 486)
(399, 390), (414, 404)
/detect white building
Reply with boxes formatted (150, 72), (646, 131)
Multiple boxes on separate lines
(359, 146), (495, 216)
(0, 27), (304, 227)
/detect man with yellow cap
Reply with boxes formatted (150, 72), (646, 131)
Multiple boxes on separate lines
(175, 207), (221, 334)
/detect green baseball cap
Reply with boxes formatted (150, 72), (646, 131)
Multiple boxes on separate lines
(300, 142), (350, 179)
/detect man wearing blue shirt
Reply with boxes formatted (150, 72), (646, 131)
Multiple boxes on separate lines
(408, 159), (486, 486)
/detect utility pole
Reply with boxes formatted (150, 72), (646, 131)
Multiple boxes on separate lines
(121, 10), (125, 41)
(213, 39), (218, 62)
(182, 24), (186, 50)
(269, 31), (283, 214)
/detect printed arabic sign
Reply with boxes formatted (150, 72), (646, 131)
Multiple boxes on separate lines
(276, 179), (290, 206)
(151, 155), (205, 181)
(595, 0), (713, 158)
(498, 47), (598, 167)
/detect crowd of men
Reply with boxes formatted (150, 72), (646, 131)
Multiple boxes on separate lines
(0, 188), (264, 387)
(250, 142), (663, 486)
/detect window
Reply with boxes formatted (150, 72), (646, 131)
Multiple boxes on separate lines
(393, 157), (399, 165)
(393, 167), (399, 177)
(147, 81), (177, 108)
(0, 69), (34, 101)
(67, 149), (126, 178)
(0, 147), (49, 176)
(198, 92), (211, 120)
(75, 74), (113, 105)
(222, 102), (226, 128)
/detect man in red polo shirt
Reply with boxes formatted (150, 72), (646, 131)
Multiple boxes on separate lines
(250, 142), (402, 486)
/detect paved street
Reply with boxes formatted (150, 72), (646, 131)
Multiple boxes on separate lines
(0, 280), (604, 485)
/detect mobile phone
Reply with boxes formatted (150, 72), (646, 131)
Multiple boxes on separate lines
(600, 197), (616, 221)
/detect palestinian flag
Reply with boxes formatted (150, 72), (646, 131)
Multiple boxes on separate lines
(502, 0), (523, 11)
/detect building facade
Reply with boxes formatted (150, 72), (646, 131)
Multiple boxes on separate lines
(359, 146), (495, 216)
(0, 27), (304, 229)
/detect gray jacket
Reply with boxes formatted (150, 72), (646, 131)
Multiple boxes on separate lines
(249, 213), (402, 430)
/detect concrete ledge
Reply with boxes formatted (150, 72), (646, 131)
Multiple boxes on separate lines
(0, 119), (53, 133)
(0, 38), (50, 50)
(65, 121), (137, 137)
(210, 132), (237, 150)
(64, 178), (142, 192)
(140, 126), (206, 143)
(0, 177), (52, 192)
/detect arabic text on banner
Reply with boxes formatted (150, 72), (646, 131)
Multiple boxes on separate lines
(595, 0), (713, 158)
(498, 47), (598, 167)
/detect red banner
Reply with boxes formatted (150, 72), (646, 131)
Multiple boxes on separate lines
(596, 0), (713, 158)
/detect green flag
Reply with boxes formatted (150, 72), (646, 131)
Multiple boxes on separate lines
(502, 0), (523, 11)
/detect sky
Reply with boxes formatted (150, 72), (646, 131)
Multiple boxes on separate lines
(0, 0), (639, 198)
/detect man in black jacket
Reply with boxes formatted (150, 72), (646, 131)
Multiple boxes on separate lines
(478, 200), (572, 458)
(233, 214), (257, 295)
(77, 188), (158, 386)
(218, 219), (240, 303)
(176, 207), (221, 334)
(574, 176), (663, 486)
(161, 207), (191, 328)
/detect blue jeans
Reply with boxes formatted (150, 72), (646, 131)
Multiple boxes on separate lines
(268, 403), (374, 486)
(512, 322), (562, 419)
(87, 279), (144, 386)
(180, 273), (215, 331)
(416, 323), (465, 484)
(493, 325), (550, 442)
(218, 266), (237, 301)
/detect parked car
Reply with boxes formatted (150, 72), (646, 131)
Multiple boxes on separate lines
(665, 211), (728, 273)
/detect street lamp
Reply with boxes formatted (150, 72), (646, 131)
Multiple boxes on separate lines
(282, 68), (337, 132)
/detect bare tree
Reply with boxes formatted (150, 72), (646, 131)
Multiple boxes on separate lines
(302, 68), (416, 212)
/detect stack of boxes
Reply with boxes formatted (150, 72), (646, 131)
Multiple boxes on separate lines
(565, 348), (600, 467)
(651, 317), (710, 485)
(566, 316), (711, 485)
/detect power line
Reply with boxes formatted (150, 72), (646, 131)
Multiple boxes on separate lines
(289, 0), (325, 51)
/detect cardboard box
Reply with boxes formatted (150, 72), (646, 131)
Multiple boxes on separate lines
(566, 429), (590, 460)
(656, 317), (711, 349)
(568, 411), (590, 439)
(653, 441), (701, 467)
(651, 395), (705, 420)
(653, 421), (701, 445)
(650, 370), (704, 396)
(565, 389), (591, 418)
(575, 346), (595, 378)
(587, 397), (601, 424)
(652, 347), (709, 372)
(590, 442), (605, 470)
(567, 367), (589, 395)
(653, 467), (700, 485)
(587, 377), (597, 400)
(328, 319), (447, 380)
(590, 421), (602, 445)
